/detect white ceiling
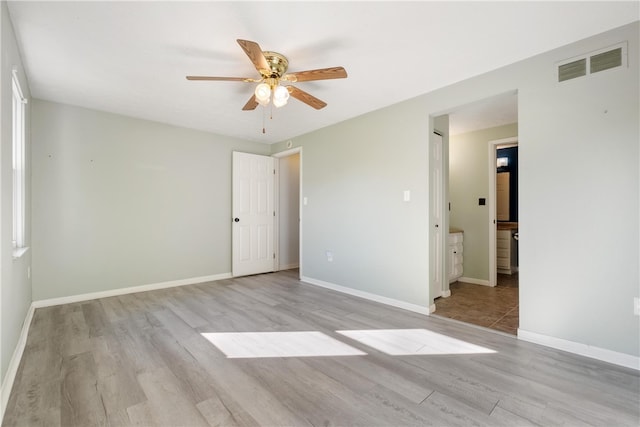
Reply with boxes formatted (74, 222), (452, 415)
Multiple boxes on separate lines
(449, 91), (518, 136)
(7, 1), (639, 143)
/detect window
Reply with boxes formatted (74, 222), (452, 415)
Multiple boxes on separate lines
(12, 69), (26, 252)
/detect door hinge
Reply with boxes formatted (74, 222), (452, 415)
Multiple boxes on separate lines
(273, 211), (276, 217)
(274, 169), (276, 175)
(273, 253), (276, 259)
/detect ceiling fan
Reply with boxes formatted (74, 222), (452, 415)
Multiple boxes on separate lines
(186, 39), (347, 111)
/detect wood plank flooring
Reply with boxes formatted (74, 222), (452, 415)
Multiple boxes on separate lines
(3, 269), (639, 426)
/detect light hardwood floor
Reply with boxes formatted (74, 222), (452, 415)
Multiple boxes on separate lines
(3, 269), (639, 426)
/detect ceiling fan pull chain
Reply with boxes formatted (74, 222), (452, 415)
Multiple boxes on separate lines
(262, 106), (266, 134)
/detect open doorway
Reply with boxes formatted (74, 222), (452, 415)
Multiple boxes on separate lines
(273, 148), (302, 278)
(489, 138), (519, 289)
(432, 91), (519, 335)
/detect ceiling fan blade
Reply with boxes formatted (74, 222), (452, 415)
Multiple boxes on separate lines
(283, 66), (347, 83)
(237, 39), (270, 74)
(242, 94), (259, 111)
(186, 76), (255, 82)
(288, 86), (327, 110)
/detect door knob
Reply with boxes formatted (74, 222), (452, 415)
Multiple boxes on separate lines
(234, 218), (240, 223)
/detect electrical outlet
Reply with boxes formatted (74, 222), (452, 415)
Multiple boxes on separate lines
(326, 251), (333, 262)
(634, 297), (640, 316)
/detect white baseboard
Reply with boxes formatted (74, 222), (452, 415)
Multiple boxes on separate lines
(441, 289), (451, 298)
(278, 263), (300, 271)
(1, 303), (35, 421)
(518, 329), (640, 371)
(459, 277), (491, 286)
(32, 273), (232, 309)
(301, 276), (431, 315)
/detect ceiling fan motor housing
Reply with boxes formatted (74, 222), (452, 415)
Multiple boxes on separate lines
(262, 51), (289, 78)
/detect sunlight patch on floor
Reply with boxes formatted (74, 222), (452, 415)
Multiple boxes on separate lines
(202, 331), (367, 358)
(336, 329), (496, 355)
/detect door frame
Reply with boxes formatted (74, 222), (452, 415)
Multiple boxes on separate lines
(272, 147), (303, 278)
(488, 137), (518, 287)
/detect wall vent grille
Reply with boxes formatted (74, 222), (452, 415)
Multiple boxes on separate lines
(558, 58), (587, 82)
(557, 42), (627, 83)
(590, 47), (622, 74)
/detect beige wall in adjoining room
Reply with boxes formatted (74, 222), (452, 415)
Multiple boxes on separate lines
(449, 122), (518, 282)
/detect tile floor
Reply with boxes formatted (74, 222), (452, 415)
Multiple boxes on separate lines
(433, 273), (519, 335)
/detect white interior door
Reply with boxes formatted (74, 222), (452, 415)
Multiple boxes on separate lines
(232, 151), (275, 277)
(430, 132), (445, 300)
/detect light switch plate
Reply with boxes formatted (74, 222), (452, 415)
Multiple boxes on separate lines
(403, 190), (411, 202)
(634, 297), (639, 316)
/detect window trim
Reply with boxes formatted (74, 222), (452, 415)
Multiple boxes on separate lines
(12, 68), (27, 257)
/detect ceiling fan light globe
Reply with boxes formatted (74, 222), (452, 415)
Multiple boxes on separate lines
(273, 97), (288, 108)
(273, 85), (290, 102)
(272, 85), (289, 108)
(254, 83), (271, 103)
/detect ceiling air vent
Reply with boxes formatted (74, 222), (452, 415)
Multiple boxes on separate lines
(590, 47), (622, 74)
(558, 58), (587, 82)
(557, 42), (627, 83)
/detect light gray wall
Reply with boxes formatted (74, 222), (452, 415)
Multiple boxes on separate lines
(0, 1), (32, 386)
(278, 153), (300, 270)
(274, 98), (432, 307)
(518, 29), (639, 356)
(272, 21), (639, 357)
(449, 123), (518, 281)
(31, 100), (269, 300)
